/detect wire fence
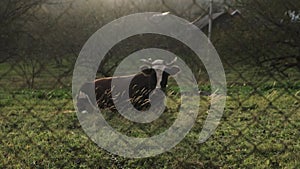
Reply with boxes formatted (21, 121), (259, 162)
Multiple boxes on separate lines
(1, 0), (299, 168)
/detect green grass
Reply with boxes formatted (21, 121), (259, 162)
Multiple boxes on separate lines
(0, 57), (300, 168)
(0, 84), (299, 168)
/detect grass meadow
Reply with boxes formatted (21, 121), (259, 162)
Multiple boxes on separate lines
(0, 58), (299, 168)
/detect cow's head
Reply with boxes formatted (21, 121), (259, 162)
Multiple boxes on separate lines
(140, 57), (180, 90)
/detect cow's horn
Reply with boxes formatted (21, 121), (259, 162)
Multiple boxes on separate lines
(140, 58), (152, 65)
(167, 57), (177, 66)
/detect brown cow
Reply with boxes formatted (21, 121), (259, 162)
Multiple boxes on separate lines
(76, 58), (180, 113)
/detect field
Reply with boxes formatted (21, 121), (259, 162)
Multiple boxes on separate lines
(0, 59), (300, 168)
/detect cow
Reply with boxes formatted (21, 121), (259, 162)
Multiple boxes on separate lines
(76, 57), (180, 113)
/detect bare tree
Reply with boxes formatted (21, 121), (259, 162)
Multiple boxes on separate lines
(0, 0), (45, 63)
(233, 0), (300, 72)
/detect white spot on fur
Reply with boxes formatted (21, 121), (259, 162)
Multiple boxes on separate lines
(152, 64), (166, 89)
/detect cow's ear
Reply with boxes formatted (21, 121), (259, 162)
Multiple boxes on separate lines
(140, 65), (152, 75)
(166, 66), (180, 75)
